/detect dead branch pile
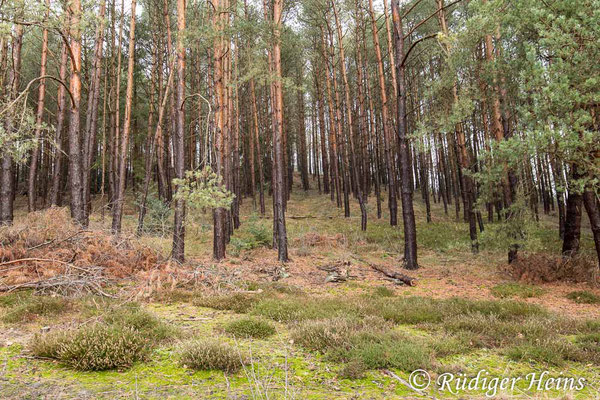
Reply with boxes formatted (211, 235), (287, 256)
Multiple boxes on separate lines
(0, 208), (163, 295)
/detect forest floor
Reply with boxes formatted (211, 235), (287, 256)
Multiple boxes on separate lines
(1, 182), (599, 399)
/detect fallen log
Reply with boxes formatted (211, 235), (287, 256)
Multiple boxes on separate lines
(350, 256), (416, 286)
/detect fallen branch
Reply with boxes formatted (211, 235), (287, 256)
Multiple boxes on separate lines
(383, 369), (434, 399)
(351, 256), (416, 286)
(368, 263), (416, 286)
(288, 215), (317, 219)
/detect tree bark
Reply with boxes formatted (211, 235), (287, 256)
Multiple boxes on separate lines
(391, 0), (418, 270)
(172, 0), (186, 262)
(67, 0), (86, 225)
(27, 0), (51, 213)
(111, 0), (137, 234)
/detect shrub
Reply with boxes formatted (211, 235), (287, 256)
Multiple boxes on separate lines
(566, 290), (600, 304)
(2, 295), (70, 323)
(339, 360), (367, 379)
(136, 192), (172, 236)
(223, 317), (276, 339)
(31, 323), (150, 371)
(333, 332), (432, 372)
(179, 340), (245, 373)
(291, 316), (388, 353)
(505, 340), (579, 366)
(491, 283), (545, 299)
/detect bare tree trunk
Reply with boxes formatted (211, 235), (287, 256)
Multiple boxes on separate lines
(272, 0), (288, 261)
(82, 0), (107, 224)
(49, 42), (69, 207)
(67, 0), (86, 225)
(583, 190), (600, 268)
(368, 0), (397, 226)
(27, 0), (50, 213)
(332, 0), (367, 230)
(391, 0), (418, 270)
(111, 0), (137, 234)
(171, 0), (186, 262)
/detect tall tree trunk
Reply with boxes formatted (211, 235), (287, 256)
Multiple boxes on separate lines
(49, 42), (69, 207)
(82, 0), (107, 224)
(583, 190), (600, 268)
(332, 0), (367, 230)
(171, 0), (186, 262)
(0, 22), (23, 226)
(271, 0), (288, 261)
(27, 0), (50, 212)
(391, 0), (418, 270)
(67, 0), (86, 225)
(111, 0), (137, 234)
(368, 0), (398, 226)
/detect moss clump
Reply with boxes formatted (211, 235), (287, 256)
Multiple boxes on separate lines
(179, 340), (245, 373)
(223, 317), (276, 339)
(566, 290), (600, 304)
(491, 282), (545, 299)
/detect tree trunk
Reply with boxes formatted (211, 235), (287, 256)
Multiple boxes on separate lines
(391, 0), (418, 270)
(368, 0), (398, 226)
(82, 0), (107, 224)
(67, 0), (86, 225)
(171, 0), (186, 262)
(271, 0), (288, 261)
(111, 0), (137, 234)
(49, 42), (69, 207)
(27, 0), (51, 213)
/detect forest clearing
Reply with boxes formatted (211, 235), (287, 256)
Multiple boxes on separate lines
(1, 0), (599, 398)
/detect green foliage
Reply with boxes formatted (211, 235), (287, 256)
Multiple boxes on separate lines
(490, 282), (545, 299)
(223, 317), (276, 339)
(179, 340), (245, 373)
(173, 167), (235, 213)
(229, 218), (271, 256)
(566, 290), (600, 304)
(135, 191), (172, 236)
(1, 295), (70, 323)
